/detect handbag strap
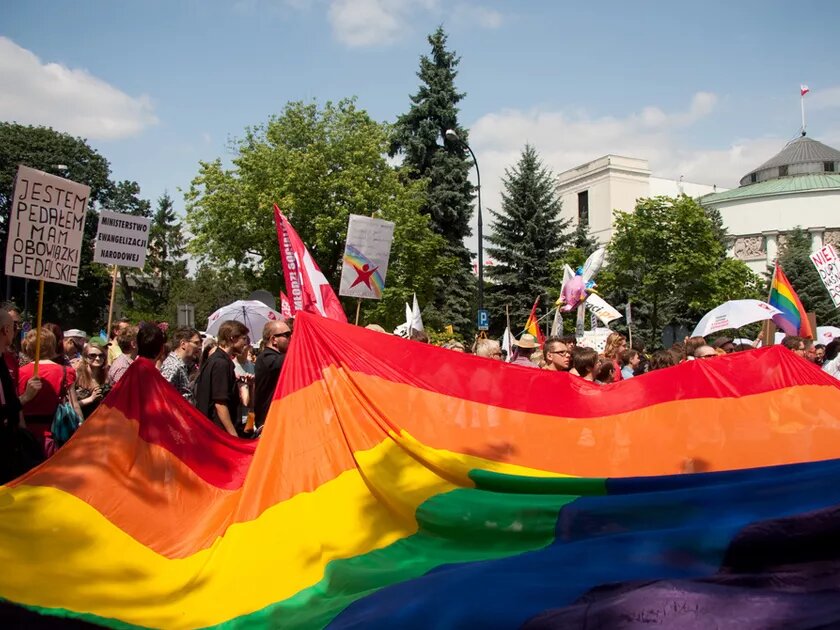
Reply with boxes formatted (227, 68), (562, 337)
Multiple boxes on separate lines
(58, 363), (68, 401)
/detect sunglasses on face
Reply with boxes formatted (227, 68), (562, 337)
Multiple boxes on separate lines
(273, 331), (292, 339)
(87, 353), (104, 360)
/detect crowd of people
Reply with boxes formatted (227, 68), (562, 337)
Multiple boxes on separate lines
(421, 327), (840, 385)
(2, 297), (838, 483)
(0, 302), (293, 482)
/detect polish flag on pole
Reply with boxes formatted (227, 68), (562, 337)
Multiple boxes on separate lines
(800, 85), (810, 96)
(273, 204), (347, 322)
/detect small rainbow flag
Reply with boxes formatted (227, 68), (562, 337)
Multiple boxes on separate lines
(524, 296), (545, 345)
(769, 262), (813, 338)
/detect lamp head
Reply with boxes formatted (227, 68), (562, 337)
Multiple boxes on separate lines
(444, 129), (459, 143)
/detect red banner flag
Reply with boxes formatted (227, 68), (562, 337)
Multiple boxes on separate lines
(278, 291), (293, 319)
(273, 205), (347, 322)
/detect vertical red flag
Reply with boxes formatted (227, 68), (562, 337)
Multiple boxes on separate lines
(273, 205), (347, 322)
(278, 291), (293, 320)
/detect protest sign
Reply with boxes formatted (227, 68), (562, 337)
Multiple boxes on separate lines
(810, 244), (840, 308)
(94, 210), (152, 269)
(339, 215), (395, 300)
(93, 210), (152, 269)
(577, 329), (612, 354)
(585, 293), (623, 325)
(4, 165), (89, 287)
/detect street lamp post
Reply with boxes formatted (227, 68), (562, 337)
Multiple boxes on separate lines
(444, 129), (483, 313)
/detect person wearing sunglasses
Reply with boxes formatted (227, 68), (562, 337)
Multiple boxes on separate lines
(75, 342), (110, 419)
(254, 320), (292, 429)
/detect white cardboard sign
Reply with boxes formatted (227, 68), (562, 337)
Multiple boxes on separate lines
(4, 165), (90, 286)
(339, 215), (395, 300)
(810, 244), (840, 308)
(93, 209), (152, 269)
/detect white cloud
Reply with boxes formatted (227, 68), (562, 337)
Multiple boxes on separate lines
(463, 92), (795, 253)
(452, 4), (503, 29)
(328, 0), (437, 47)
(0, 37), (157, 140)
(326, 0), (502, 47)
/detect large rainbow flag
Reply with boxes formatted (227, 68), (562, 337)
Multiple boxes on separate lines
(3, 313), (840, 627)
(769, 262), (814, 338)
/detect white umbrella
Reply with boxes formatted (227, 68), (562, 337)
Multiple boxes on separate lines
(205, 300), (283, 338)
(691, 299), (782, 338)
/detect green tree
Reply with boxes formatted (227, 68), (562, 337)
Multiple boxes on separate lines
(776, 228), (840, 327)
(390, 27), (476, 333)
(124, 192), (187, 321)
(603, 195), (763, 346)
(185, 99), (453, 331)
(486, 145), (570, 329)
(166, 264), (252, 328)
(0, 123), (112, 328)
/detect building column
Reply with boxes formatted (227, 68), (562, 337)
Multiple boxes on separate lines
(762, 230), (779, 265)
(809, 226), (826, 252)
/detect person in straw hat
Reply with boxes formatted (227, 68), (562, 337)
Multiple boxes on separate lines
(510, 333), (540, 369)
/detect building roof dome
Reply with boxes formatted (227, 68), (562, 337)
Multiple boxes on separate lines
(740, 135), (840, 186)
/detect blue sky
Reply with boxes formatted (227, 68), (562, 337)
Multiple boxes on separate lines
(3, 0), (840, 249)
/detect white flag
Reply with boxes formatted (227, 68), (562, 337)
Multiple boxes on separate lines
(501, 327), (513, 362)
(410, 293), (424, 333)
(550, 307), (563, 337)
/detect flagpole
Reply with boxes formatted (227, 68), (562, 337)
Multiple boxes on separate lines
(106, 265), (119, 340)
(801, 93), (806, 135)
(354, 298), (361, 326)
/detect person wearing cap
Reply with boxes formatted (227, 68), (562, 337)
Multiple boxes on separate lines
(510, 334), (540, 368)
(63, 329), (88, 368)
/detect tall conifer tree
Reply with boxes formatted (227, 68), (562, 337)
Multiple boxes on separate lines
(486, 145), (571, 328)
(776, 228), (840, 327)
(391, 27), (476, 333)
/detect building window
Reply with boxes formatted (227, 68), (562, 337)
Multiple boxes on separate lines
(825, 161), (836, 172)
(750, 173), (757, 183)
(779, 165), (788, 177)
(578, 190), (589, 226)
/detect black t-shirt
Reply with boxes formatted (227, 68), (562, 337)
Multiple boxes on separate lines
(254, 347), (285, 428)
(0, 359), (21, 428)
(195, 349), (238, 431)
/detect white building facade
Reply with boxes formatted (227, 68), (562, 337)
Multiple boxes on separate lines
(699, 135), (840, 274)
(556, 155), (721, 245)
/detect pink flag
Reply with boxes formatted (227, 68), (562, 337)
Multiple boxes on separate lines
(273, 205), (347, 322)
(279, 291), (293, 319)
(801, 84), (810, 96)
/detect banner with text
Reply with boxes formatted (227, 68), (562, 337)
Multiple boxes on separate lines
(4, 165), (90, 286)
(810, 243), (840, 308)
(585, 293), (623, 325)
(339, 215), (395, 300)
(93, 209), (152, 269)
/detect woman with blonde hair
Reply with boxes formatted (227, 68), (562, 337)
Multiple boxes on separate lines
(17, 328), (83, 449)
(75, 341), (110, 419)
(602, 332), (627, 382)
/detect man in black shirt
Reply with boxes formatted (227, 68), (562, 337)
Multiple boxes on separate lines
(254, 319), (291, 428)
(195, 320), (249, 436)
(0, 310), (42, 482)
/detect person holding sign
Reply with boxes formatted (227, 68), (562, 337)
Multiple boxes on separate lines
(17, 327), (83, 451)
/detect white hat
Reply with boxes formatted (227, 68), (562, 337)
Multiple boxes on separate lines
(65, 329), (88, 339)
